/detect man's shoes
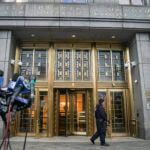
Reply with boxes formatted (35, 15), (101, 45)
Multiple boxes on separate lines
(101, 143), (109, 146)
(90, 139), (95, 144)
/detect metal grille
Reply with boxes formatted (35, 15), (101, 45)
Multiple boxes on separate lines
(19, 97), (35, 133)
(20, 49), (48, 80)
(34, 50), (47, 80)
(75, 50), (90, 81)
(98, 50), (125, 81)
(112, 51), (125, 81)
(111, 91), (126, 132)
(20, 49), (33, 78)
(55, 49), (90, 81)
(98, 50), (112, 81)
(55, 49), (72, 80)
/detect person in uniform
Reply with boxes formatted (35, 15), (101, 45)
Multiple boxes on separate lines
(90, 98), (109, 146)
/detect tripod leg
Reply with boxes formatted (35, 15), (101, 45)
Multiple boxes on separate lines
(23, 128), (28, 150)
(7, 130), (11, 150)
(0, 137), (5, 149)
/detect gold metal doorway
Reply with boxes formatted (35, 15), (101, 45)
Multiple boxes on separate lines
(57, 89), (87, 136)
(98, 89), (129, 137)
(16, 88), (48, 137)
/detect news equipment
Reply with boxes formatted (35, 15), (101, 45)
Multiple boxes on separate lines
(0, 71), (36, 150)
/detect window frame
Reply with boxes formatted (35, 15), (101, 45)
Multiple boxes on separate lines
(61, 0), (87, 3)
(97, 49), (125, 82)
(20, 48), (48, 81)
(119, 0), (145, 5)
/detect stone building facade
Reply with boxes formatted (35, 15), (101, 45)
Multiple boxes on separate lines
(0, 0), (150, 139)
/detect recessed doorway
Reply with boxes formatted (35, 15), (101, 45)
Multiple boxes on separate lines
(58, 89), (87, 136)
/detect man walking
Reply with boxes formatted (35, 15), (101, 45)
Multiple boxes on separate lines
(90, 98), (109, 146)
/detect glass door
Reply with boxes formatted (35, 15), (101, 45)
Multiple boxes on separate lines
(110, 90), (127, 136)
(59, 93), (67, 135)
(98, 89), (127, 137)
(36, 91), (48, 136)
(72, 93), (86, 135)
(58, 90), (86, 136)
(18, 95), (36, 136)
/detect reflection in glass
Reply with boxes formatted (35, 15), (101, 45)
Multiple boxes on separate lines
(39, 91), (48, 133)
(59, 93), (86, 136)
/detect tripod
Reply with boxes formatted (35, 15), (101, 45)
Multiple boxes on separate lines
(0, 104), (12, 150)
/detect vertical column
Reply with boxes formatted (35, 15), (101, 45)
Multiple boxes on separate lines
(125, 47), (135, 135)
(91, 43), (97, 133)
(48, 43), (54, 136)
(0, 31), (15, 139)
(14, 45), (20, 73)
(130, 33), (150, 139)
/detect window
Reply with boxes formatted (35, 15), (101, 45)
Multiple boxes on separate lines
(20, 49), (48, 80)
(61, 0), (86, 3)
(132, 0), (144, 5)
(119, 0), (144, 5)
(74, 50), (90, 81)
(55, 49), (72, 81)
(97, 50), (125, 81)
(1, 0), (28, 2)
(55, 49), (90, 81)
(119, 0), (130, 5)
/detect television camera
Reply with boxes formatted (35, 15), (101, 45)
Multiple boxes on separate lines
(0, 70), (36, 126)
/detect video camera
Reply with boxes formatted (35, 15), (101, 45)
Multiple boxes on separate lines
(0, 70), (36, 126)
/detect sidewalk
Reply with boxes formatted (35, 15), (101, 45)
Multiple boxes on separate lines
(1, 136), (150, 150)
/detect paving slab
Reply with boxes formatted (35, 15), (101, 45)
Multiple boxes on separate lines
(0, 136), (150, 150)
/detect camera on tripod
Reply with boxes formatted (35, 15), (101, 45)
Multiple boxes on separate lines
(0, 69), (36, 125)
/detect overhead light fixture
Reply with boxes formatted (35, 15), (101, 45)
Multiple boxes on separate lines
(111, 35), (116, 39)
(31, 34), (35, 37)
(72, 34), (76, 38)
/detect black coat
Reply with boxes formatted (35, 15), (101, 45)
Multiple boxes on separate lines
(95, 104), (107, 121)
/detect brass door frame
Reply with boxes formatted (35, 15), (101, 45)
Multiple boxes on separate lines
(56, 89), (88, 136)
(69, 90), (87, 136)
(98, 89), (129, 137)
(16, 88), (48, 137)
(36, 88), (49, 137)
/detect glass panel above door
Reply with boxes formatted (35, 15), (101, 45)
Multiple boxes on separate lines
(112, 51), (125, 81)
(34, 50), (48, 80)
(20, 49), (48, 80)
(98, 50), (112, 81)
(55, 49), (90, 81)
(97, 50), (125, 81)
(20, 49), (33, 78)
(55, 49), (72, 81)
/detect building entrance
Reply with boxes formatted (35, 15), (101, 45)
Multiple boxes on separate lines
(98, 89), (129, 137)
(58, 90), (86, 136)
